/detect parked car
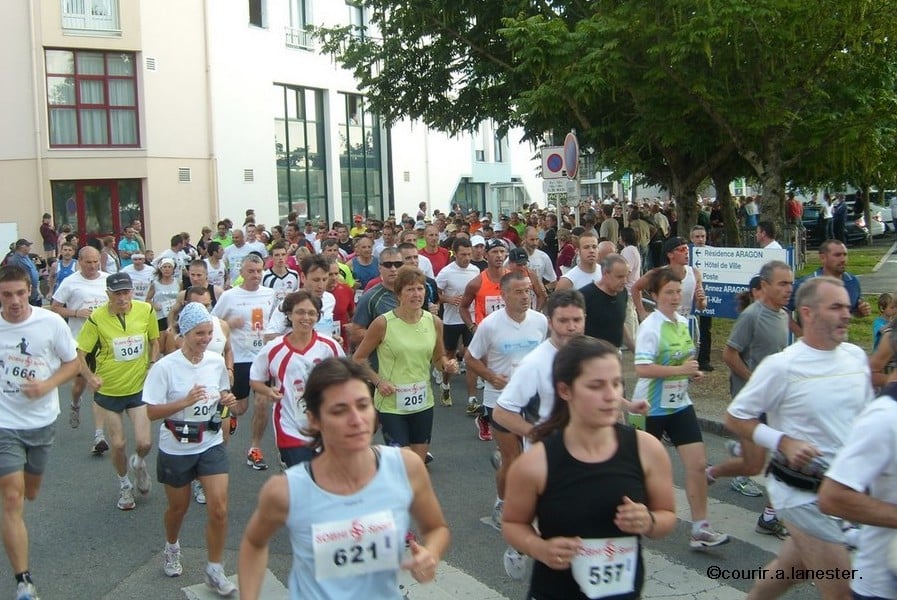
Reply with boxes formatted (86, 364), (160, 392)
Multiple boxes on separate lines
(801, 203), (870, 246)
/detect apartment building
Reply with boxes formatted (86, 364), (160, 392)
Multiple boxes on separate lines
(0, 0), (539, 250)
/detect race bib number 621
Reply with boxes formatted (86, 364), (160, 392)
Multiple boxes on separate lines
(311, 510), (399, 580)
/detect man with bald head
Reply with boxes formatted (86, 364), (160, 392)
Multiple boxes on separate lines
(51, 246), (110, 452)
(520, 227), (557, 291)
(554, 232), (610, 291)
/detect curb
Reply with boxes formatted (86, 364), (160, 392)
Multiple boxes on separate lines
(872, 240), (897, 272)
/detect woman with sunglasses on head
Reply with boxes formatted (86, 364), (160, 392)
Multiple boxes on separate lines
(353, 266), (457, 464)
(249, 290), (343, 468)
(239, 357), (450, 600)
(502, 336), (675, 600)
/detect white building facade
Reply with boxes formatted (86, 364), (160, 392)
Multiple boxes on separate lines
(0, 0), (540, 251)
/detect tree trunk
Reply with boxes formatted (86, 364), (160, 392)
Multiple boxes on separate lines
(711, 171), (740, 246)
(756, 143), (785, 225)
(672, 182), (699, 236)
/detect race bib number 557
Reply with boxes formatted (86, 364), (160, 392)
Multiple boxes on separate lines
(571, 536), (638, 599)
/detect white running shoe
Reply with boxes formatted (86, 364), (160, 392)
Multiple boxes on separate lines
(432, 367), (443, 385)
(193, 480), (207, 504)
(15, 581), (39, 600)
(129, 453), (151, 495)
(689, 524), (729, 549)
(163, 546), (183, 577)
(491, 499), (504, 531)
(117, 486), (135, 511)
(204, 565), (237, 596)
(503, 547), (528, 580)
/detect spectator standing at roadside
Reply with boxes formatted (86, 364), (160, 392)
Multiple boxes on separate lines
(38, 214), (57, 259)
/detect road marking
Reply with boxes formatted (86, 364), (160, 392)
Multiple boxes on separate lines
(182, 569), (285, 599)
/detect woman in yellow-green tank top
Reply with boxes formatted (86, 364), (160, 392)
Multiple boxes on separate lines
(354, 266), (458, 463)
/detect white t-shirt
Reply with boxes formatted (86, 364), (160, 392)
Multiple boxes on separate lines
(120, 264), (156, 301)
(245, 240), (268, 257)
(250, 332), (344, 448)
(266, 292), (337, 338)
(620, 245), (641, 293)
(417, 254), (435, 279)
(0, 308), (78, 429)
(205, 258), (227, 288)
(222, 244), (255, 284)
(211, 286), (279, 363)
(52, 271), (110, 338)
(144, 351), (229, 455)
(467, 309), (547, 407)
(435, 261), (480, 325)
(561, 264), (601, 289)
(526, 248), (557, 284)
(762, 240), (783, 249)
(262, 268), (301, 304)
(825, 395), (897, 599)
(727, 340), (872, 509)
(208, 317), (227, 356)
(496, 339), (558, 428)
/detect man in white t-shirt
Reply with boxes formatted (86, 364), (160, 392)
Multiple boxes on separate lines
(120, 253), (156, 302)
(755, 221), (783, 249)
(50, 246), (110, 452)
(726, 277), (873, 599)
(154, 234), (190, 280)
(465, 272), (547, 531)
(0, 265), (79, 600)
(243, 224), (268, 257)
(204, 242), (228, 288)
(211, 255), (278, 471)
(518, 227), (557, 291)
(554, 232), (610, 291)
(261, 243), (300, 306)
(222, 230), (256, 287)
(435, 238), (480, 406)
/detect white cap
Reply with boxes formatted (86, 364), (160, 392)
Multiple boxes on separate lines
(470, 235), (486, 247)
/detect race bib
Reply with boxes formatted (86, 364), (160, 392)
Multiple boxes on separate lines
(312, 510), (399, 581)
(2, 354), (50, 390)
(112, 336), (145, 362)
(660, 378), (688, 409)
(133, 280), (150, 297)
(184, 386), (219, 423)
(485, 295), (505, 315)
(82, 298), (104, 313)
(394, 381), (427, 413)
(571, 536), (638, 599)
(315, 317), (335, 338)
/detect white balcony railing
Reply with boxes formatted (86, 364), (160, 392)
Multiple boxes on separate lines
(61, 0), (121, 35)
(285, 25), (313, 50)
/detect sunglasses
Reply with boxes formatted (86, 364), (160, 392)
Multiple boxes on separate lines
(381, 261), (404, 269)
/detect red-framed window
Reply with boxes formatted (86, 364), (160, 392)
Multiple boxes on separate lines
(45, 49), (139, 147)
(51, 179), (143, 245)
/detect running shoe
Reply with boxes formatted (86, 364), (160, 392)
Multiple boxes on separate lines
(465, 397), (482, 416)
(117, 486), (136, 511)
(490, 450), (501, 471)
(193, 480), (207, 505)
(15, 582), (39, 600)
(129, 453), (151, 495)
(204, 564), (237, 596)
(730, 476), (763, 497)
(503, 547), (528, 581)
(246, 448), (268, 470)
(476, 377), (485, 390)
(92, 434), (109, 456)
(725, 439), (742, 458)
(432, 367), (443, 386)
(491, 500), (504, 530)
(755, 515), (789, 539)
(229, 414), (238, 435)
(475, 415), (492, 441)
(425, 452), (434, 465)
(441, 384), (452, 407)
(705, 465), (717, 485)
(689, 524), (729, 549)
(163, 546), (183, 577)
(69, 403), (80, 429)
(458, 359), (466, 374)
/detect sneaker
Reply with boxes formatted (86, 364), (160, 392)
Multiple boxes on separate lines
(490, 450), (501, 471)
(163, 546), (183, 577)
(69, 403), (80, 429)
(465, 397), (482, 416)
(725, 439), (742, 458)
(689, 524), (729, 549)
(432, 367), (443, 386)
(475, 415), (492, 441)
(730, 476), (763, 497)
(204, 565), (237, 596)
(193, 480), (207, 504)
(117, 486), (136, 511)
(229, 414), (238, 435)
(458, 359), (466, 374)
(755, 515), (789, 539)
(503, 547), (528, 581)
(129, 454), (151, 495)
(246, 448), (268, 471)
(441, 384), (452, 407)
(425, 452), (434, 465)
(92, 434), (109, 456)
(476, 377), (485, 389)
(15, 582), (39, 600)
(491, 500), (504, 530)
(705, 465), (716, 485)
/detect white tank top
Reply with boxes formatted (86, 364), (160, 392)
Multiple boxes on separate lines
(208, 317), (227, 355)
(677, 266), (697, 317)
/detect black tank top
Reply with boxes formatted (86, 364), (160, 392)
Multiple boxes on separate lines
(529, 424), (647, 600)
(207, 283), (218, 308)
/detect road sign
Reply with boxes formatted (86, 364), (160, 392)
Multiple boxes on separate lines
(564, 132), (579, 180)
(541, 147), (565, 179)
(542, 179), (568, 194)
(691, 245), (792, 319)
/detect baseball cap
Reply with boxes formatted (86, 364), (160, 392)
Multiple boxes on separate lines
(662, 236), (688, 255)
(470, 235), (486, 247)
(485, 239), (506, 252)
(445, 224), (458, 233)
(508, 247), (528, 264)
(14, 238), (32, 248)
(106, 272), (133, 292)
(414, 220), (426, 230)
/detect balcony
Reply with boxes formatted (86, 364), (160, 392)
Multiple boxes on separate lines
(61, 0), (121, 36)
(285, 25), (313, 50)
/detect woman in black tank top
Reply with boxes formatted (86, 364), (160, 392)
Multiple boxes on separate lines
(502, 337), (676, 600)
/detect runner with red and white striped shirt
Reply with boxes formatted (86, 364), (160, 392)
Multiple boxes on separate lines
(249, 290), (343, 467)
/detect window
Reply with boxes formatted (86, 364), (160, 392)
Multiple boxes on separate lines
(452, 178), (486, 214)
(494, 133), (505, 163)
(285, 0), (312, 49)
(339, 93), (383, 220)
(274, 84), (328, 224)
(248, 0), (265, 27)
(347, 1), (365, 38)
(45, 49), (138, 147)
(51, 179), (142, 244)
(61, 0), (120, 35)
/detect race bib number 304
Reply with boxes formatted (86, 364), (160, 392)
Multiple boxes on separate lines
(312, 510), (399, 580)
(571, 536), (638, 599)
(112, 336), (145, 362)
